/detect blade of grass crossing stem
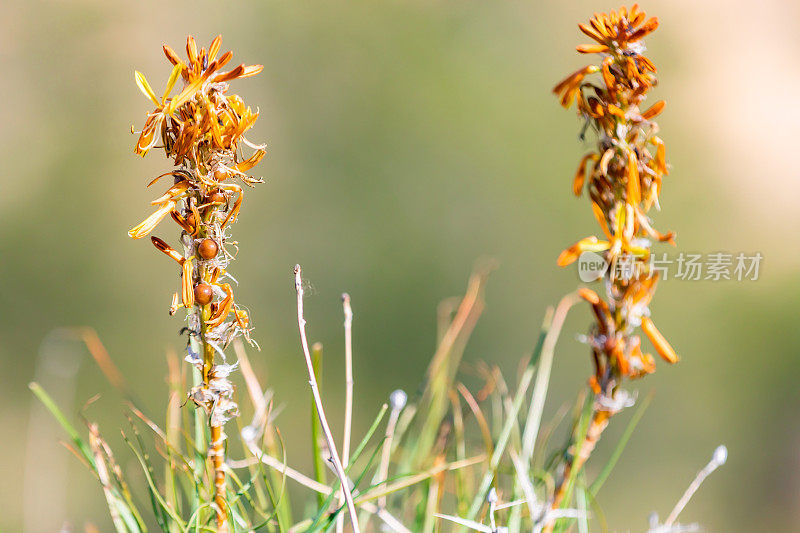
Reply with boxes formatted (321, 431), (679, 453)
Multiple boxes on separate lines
(305, 405), (388, 531)
(554, 394), (595, 533)
(461, 314), (551, 528)
(583, 484), (609, 533)
(310, 343), (327, 509)
(122, 430), (186, 530)
(576, 474), (589, 533)
(262, 426), (291, 532)
(462, 357), (538, 525)
(128, 417), (171, 530)
(589, 392), (653, 496)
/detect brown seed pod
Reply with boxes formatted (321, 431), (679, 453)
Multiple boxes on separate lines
(194, 283), (214, 305)
(198, 238), (219, 259)
(214, 169), (229, 182)
(207, 191), (226, 206)
(185, 211), (196, 229)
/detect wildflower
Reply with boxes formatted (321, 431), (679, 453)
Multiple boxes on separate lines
(555, 3), (677, 389)
(547, 5), (678, 527)
(129, 34), (265, 531)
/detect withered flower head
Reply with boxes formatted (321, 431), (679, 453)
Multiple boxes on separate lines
(554, 5), (677, 397)
(129, 35), (265, 530)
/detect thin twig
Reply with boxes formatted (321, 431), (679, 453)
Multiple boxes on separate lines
(294, 265), (360, 532)
(663, 446), (727, 527)
(337, 293), (355, 533)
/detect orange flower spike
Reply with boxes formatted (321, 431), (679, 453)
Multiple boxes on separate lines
(640, 316), (679, 363)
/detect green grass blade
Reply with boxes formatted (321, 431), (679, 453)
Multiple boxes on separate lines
(589, 392), (653, 496)
(123, 430), (187, 529)
(29, 382), (94, 467)
(310, 343), (327, 509)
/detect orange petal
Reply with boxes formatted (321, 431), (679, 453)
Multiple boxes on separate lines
(151, 236), (184, 263)
(576, 44), (609, 54)
(206, 284), (234, 328)
(240, 64), (264, 78)
(601, 57), (615, 90)
(599, 148), (614, 176)
(641, 100), (665, 120)
(591, 202), (612, 239)
(573, 153), (597, 196)
(128, 201), (175, 239)
(233, 149), (266, 173)
(577, 287), (600, 304)
(641, 316), (678, 363)
(182, 260), (195, 308)
(557, 236), (601, 266)
(613, 343), (629, 376)
(626, 149), (641, 205)
(578, 23), (605, 43)
(208, 35), (222, 62)
(163, 45), (182, 67)
(186, 35), (198, 66)
(630, 17), (659, 41)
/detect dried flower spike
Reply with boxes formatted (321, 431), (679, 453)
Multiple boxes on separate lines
(129, 34), (265, 531)
(547, 6), (678, 527)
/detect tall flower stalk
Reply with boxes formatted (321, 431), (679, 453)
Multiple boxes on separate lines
(549, 4), (678, 524)
(129, 35), (265, 530)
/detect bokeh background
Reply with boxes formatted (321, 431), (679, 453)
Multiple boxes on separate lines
(2, 0), (799, 531)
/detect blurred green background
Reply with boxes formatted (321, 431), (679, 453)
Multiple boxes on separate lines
(2, 0), (798, 531)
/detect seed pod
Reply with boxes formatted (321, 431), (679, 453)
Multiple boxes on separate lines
(198, 238), (219, 259)
(214, 169), (229, 182)
(208, 191), (226, 205)
(194, 283), (214, 305)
